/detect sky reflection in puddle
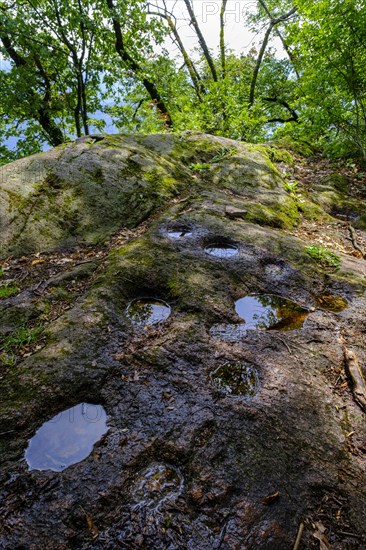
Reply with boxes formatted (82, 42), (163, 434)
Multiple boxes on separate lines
(126, 298), (171, 329)
(25, 403), (108, 472)
(204, 243), (239, 258)
(211, 361), (259, 397)
(235, 294), (308, 330)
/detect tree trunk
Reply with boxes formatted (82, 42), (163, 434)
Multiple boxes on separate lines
(165, 15), (205, 101)
(248, 23), (273, 107)
(220, 0), (228, 79)
(106, 0), (173, 128)
(182, 0), (218, 82)
(0, 31), (64, 146)
(38, 105), (65, 146)
(249, 7), (297, 107)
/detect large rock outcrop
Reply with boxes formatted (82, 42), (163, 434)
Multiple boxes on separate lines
(1, 132), (366, 549)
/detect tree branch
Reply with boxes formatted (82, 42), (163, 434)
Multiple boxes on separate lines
(258, 0), (298, 76)
(263, 96), (299, 123)
(248, 6), (297, 107)
(220, 0), (227, 79)
(148, 3), (205, 100)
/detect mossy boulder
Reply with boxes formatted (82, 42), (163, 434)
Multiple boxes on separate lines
(304, 171), (366, 228)
(0, 135), (189, 257)
(0, 132), (301, 258)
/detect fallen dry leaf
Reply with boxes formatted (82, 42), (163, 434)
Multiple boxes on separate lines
(85, 513), (99, 540)
(261, 491), (280, 505)
(313, 521), (331, 549)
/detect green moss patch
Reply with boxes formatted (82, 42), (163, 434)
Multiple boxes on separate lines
(304, 244), (341, 270)
(265, 147), (295, 166)
(0, 325), (46, 368)
(0, 282), (19, 299)
(243, 202), (295, 229)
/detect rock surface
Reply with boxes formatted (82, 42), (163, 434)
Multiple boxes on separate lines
(1, 132), (366, 549)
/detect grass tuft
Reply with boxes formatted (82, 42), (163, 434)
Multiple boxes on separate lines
(304, 244), (341, 270)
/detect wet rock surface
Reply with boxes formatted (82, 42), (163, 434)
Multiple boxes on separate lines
(1, 133), (366, 549)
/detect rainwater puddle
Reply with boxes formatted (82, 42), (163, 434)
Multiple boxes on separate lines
(314, 294), (348, 312)
(131, 463), (183, 510)
(126, 298), (171, 329)
(25, 403), (108, 472)
(235, 294), (308, 330)
(167, 227), (193, 239)
(211, 362), (259, 397)
(204, 242), (239, 258)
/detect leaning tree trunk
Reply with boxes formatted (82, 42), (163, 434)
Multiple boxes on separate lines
(106, 0), (173, 128)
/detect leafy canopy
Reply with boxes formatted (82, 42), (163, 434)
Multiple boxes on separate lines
(0, 0), (365, 163)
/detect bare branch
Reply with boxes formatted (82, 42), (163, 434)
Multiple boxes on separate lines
(148, 4), (205, 100)
(263, 97), (299, 123)
(258, 0), (299, 78)
(182, 0), (218, 82)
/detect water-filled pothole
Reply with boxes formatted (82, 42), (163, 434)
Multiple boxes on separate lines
(235, 294), (308, 330)
(204, 241), (239, 258)
(131, 463), (183, 510)
(211, 362), (259, 397)
(126, 298), (171, 329)
(166, 225), (193, 239)
(25, 403), (108, 472)
(315, 294), (348, 312)
(330, 206), (359, 222)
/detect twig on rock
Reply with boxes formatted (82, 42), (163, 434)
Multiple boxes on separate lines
(74, 258), (102, 266)
(293, 522), (304, 550)
(276, 336), (292, 354)
(336, 531), (363, 539)
(343, 347), (366, 412)
(348, 224), (366, 259)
